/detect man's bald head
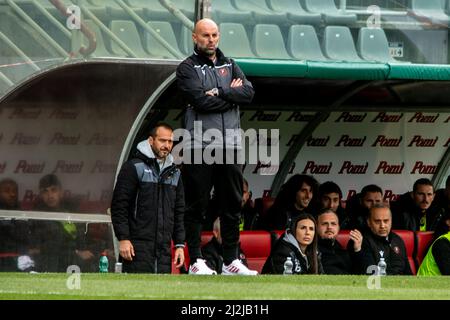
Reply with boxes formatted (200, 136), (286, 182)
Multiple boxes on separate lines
(193, 18), (220, 59)
(194, 18), (218, 34)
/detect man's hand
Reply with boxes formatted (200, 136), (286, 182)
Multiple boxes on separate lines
(205, 87), (219, 96)
(230, 78), (243, 88)
(173, 247), (185, 269)
(119, 240), (135, 261)
(349, 229), (363, 252)
(75, 249), (95, 261)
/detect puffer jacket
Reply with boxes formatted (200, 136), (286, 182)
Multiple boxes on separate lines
(111, 140), (185, 273)
(176, 47), (254, 149)
(262, 231), (323, 275)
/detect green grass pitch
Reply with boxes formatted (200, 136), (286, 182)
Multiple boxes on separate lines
(0, 273), (449, 300)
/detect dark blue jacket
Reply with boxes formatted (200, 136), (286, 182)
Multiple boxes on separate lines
(111, 141), (185, 272)
(176, 47), (254, 149)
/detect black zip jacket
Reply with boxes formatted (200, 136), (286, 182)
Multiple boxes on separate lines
(176, 47), (254, 149)
(111, 141), (185, 273)
(392, 192), (442, 231)
(354, 231), (412, 275)
(318, 238), (354, 274)
(262, 231), (323, 275)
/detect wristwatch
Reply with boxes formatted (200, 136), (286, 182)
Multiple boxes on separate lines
(211, 87), (219, 96)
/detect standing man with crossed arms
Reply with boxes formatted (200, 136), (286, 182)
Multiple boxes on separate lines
(176, 18), (256, 275)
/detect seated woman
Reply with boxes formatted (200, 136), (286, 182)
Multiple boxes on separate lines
(262, 213), (323, 274)
(418, 210), (450, 275)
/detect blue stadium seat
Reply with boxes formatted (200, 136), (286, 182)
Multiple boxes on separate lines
(287, 25), (329, 61)
(233, 0), (287, 24)
(409, 0), (449, 25)
(219, 23), (255, 58)
(302, 0), (357, 25)
(83, 20), (113, 57)
(180, 26), (194, 55)
(0, 71), (14, 94)
(110, 20), (147, 58)
(86, 0), (142, 20)
(357, 27), (397, 62)
(124, 0), (175, 22)
(211, 0), (254, 24)
(144, 21), (182, 59)
(175, 0), (196, 21)
(268, 0), (322, 25)
(252, 24), (291, 59)
(323, 26), (363, 61)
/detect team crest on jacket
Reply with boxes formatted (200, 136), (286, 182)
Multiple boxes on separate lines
(219, 68), (228, 77)
(239, 253), (246, 260)
(393, 246), (400, 255)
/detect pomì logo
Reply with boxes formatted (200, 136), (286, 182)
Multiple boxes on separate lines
(52, 160), (84, 174)
(286, 135), (330, 147)
(410, 161), (437, 174)
(374, 161), (404, 174)
(301, 161), (332, 174)
(248, 111), (281, 121)
(338, 161), (368, 174)
(14, 160), (45, 174)
(335, 112), (367, 122)
(335, 135), (366, 147)
(10, 133), (41, 145)
(48, 108), (79, 119)
(91, 161), (116, 173)
(86, 133), (117, 145)
(407, 135), (438, 147)
(286, 112), (329, 122)
(372, 135), (402, 147)
(371, 112), (403, 122)
(9, 107), (41, 119)
(49, 133), (81, 145)
(408, 112), (439, 123)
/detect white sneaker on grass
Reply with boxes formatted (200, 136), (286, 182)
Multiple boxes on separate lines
(189, 258), (217, 275)
(222, 259), (258, 276)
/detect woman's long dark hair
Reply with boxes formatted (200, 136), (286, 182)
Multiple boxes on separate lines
(291, 213), (319, 274)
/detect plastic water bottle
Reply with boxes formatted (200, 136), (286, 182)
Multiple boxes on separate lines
(99, 252), (109, 273)
(283, 257), (293, 275)
(377, 251), (387, 276)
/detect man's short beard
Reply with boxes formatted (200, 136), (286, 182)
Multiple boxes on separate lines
(198, 46), (216, 57)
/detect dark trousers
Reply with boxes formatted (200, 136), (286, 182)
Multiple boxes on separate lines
(183, 162), (243, 265)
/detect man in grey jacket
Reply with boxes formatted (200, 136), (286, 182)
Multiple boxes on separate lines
(111, 123), (185, 273)
(176, 18), (256, 275)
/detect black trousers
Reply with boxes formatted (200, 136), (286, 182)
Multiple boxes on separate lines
(182, 161), (243, 265)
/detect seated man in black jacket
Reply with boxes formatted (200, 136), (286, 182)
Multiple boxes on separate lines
(202, 217), (251, 274)
(392, 178), (441, 232)
(353, 204), (412, 275)
(317, 209), (362, 274)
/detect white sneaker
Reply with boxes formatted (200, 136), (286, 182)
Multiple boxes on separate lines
(222, 259), (258, 276)
(189, 258), (217, 275)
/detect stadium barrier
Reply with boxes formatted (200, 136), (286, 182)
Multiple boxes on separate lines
(171, 230), (435, 275)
